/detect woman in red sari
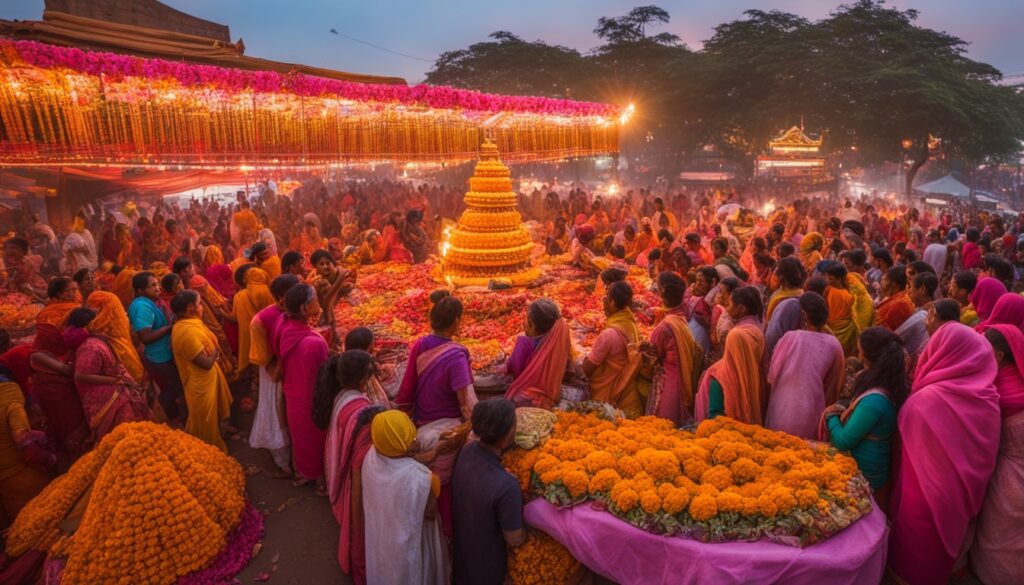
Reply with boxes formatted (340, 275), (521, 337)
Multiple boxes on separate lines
(504, 299), (572, 410)
(647, 272), (704, 425)
(887, 321), (1001, 585)
(314, 350), (383, 585)
(65, 308), (150, 443)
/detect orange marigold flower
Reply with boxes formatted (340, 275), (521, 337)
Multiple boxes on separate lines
(662, 487), (691, 515)
(689, 493), (718, 521)
(758, 493), (780, 518)
(716, 491), (744, 514)
(616, 455), (642, 477)
(640, 490), (662, 514)
(700, 465), (734, 490)
(588, 469), (622, 495)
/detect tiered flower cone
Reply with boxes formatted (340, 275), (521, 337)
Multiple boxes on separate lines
(442, 140), (540, 286)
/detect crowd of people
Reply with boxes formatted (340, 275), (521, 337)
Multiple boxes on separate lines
(0, 175), (1022, 585)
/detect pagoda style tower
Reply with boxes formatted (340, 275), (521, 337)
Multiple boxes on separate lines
(441, 140), (540, 286)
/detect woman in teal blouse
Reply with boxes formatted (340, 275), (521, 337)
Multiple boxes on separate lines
(822, 327), (906, 506)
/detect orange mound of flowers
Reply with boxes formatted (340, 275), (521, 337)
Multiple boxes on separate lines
(507, 530), (580, 585)
(6, 422), (246, 584)
(504, 412), (872, 546)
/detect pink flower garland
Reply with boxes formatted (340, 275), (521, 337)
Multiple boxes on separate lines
(4, 39), (619, 117)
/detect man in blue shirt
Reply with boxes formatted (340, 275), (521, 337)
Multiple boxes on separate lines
(452, 399), (525, 585)
(128, 271), (186, 424)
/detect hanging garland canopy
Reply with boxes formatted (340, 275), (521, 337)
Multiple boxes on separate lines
(0, 39), (625, 168)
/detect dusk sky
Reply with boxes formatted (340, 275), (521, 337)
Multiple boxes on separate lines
(5, 0), (1023, 83)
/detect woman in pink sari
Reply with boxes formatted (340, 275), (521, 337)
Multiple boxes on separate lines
(969, 276), (1006, 323)
(971, 325), (1024, 584)
(975, 293), (1024, 332)
(504, 299), (572, 410)
(273, 284), (330, 492)
(64, 308), (150, 443)
(646, 273), (703, 425)
(887, 321), (1000, 585)
(766, 293), (845, 439)
(314, 350), (382, 585)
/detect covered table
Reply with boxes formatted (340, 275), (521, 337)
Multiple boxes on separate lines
(525, 499), (888, 585)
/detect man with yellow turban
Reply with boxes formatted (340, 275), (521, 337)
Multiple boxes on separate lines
(362, 410), (446, 584)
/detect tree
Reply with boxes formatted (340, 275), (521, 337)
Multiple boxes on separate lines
(594, 5), (681, 47)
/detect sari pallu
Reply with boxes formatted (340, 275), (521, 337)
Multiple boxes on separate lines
(826, 287), (859, 357)
(970, 277), (1007, 323)
(847, 273), (874, 332)
(84, 291), (145, 383)
(233, 268), (273, 371)
(695, 320), (765, 425)
(887, 322), (1001, 585)
(190, 277), (237, 377)
(646, 312), (703, 425)
(72, 336), (151, 443)
(275, 317), (329, 480)
(205, 264), (240, 355)
(505, 319), (572, 410)
(110, 268), (137, 310)
(30, 324), (89, 461)
(762, 297), (802, 371)
(325, 391), (374, 585)
(35, 300), (79, 331)
(589, 309), (644, 419)
(874, 292), (915, 331)
(764, 287), (801, 322)
(975, 294), (1024, 333)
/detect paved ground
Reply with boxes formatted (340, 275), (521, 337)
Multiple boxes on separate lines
(229, 421), (350, 585)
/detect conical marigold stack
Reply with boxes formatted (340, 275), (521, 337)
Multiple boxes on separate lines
(442, 140), (540, 286)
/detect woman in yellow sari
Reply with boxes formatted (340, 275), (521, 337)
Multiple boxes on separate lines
(170, 290), (233, 452)
(581, 281), (643, 418)
(799, 232), (824, 275)
(232, 265), (273, 372)
(765, 257), (807, 321)
(173, 257), (237, 377)
(822, 263), (859, 356)
(0, 369), (51, 529)
(847, 270), (875, 332)
(84, 291), (145, 383)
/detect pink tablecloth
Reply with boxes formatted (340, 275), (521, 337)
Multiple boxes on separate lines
(525, 499), (888, 585)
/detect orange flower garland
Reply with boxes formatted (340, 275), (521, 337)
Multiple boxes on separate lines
(5, 422), (246, 584)
(505, 412), (873, 546)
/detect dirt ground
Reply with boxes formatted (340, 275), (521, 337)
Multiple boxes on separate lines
(229, 421), (350, 585)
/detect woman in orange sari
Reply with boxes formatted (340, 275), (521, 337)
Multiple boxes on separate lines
(232, 265), (273, 372)
(110, 267), (137, 310)
(695, 286), (765, 424)
(84, 291), (145, 383)
(823, 262), (859, 356)
(874, 266), (915, 331)
(581, 282), (643, 418)
(504, 299), (572, 409)
(115, 223), (139, 268)
(647, 272), (704, 425)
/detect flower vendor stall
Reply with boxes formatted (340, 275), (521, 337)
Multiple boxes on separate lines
(503, 412), (887, 584)
(1, 422), (264, 585)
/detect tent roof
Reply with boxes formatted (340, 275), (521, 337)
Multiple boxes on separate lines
(914, 175), (971, 198)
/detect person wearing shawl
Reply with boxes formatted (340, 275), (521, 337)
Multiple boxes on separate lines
(170, 290), (233, 452)
(114, 223), (139, 268)
(174, 257), (237, 376)
(846, 265), (874, 331)
(230, 200), (261, 250)
(65, 308), (150, 443)
(819, 327), (903, 504)
(766, 293), (845, 439)
(110, 266), (137, 310)
(762, 296), (803, 372)
(204, 261), (240, 353)
(821, 262), (859, 356)
(765, 257), (806, 321)
(504, 299), (572, 410)
(975, 293), (1024, 332)
(874, 266), (915, 331)
(972, 325), (1024, 585)
(695, 286), (765, 425)
(646, 273), (704, 425)
(651, 198), (678, 235)
(354, 230), (389, 265)
(232, 265), (273, 372)
(248, 274), (301, 476)
(961, 227), (982, 270)
(969, 276), (1006, 324)
(84, 291), (145, 383)
(799, 231), (825, 275)
(887, 321), (1000, 585)
(273, 284), (329, 489)
(0, 364), (52, 531)
(362, 410), (446, 585)
(314, 350), (381, 585)
(581, 282), (644, 419)
(292, 213), (329, 263)
(202, 244), (225, 271)
(251, 242), (281, 281)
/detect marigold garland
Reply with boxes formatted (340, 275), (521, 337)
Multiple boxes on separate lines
(504, 413), (873, 547)
(6, 422), (248, 584)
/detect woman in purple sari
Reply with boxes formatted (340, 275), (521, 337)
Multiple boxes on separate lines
(273, 284), (329, 493)
(64, 308), (151, 443)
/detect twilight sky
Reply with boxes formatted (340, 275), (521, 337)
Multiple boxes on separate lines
(5, 0), (1023, 83)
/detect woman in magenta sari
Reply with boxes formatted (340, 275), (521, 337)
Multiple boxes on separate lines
(969, 276), (1006, 323)
(395, 292), (478, 535)
(504, 299), (572, 410)
(314, 350), (382, 585)
(766, 293), (845, 439)
(971, 325), (1024, 585)
(273, 284), (329, 492)
(646, 273), (703, 425)
(64, 308), (150, 443)
(887, 321), (1001, 585)
(975, 293), (1024, 332)
(29, 322), (89, 465)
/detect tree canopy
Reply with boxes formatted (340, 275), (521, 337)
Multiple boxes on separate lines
(425, 1), (1024, 189)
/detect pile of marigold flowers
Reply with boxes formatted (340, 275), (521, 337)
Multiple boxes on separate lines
(504, 412), (873, 547)
(6, 422), (250, 584)
(507, 530), (581, 585)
